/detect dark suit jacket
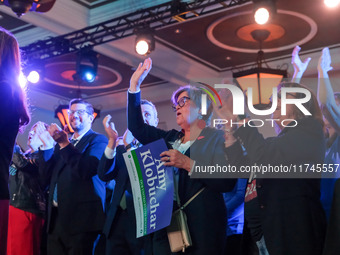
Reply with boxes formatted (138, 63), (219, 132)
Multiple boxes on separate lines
(39, 129), (108, 235)
(128, 91), (236, 255)
(323, 178), (340, 255)
(97, 145), (136, 237)
(0, 82), (20, 200)
(226, 117), (326, 255)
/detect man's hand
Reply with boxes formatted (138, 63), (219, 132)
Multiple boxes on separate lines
(291, 45), (311, 74)
(318, 47), (333, 77)
(103, 115), (118, 149)
(291, 45), (311, 82)
(129, 58), (152, 92)
(36, 122), (54, 150)
(214, 88), (237, 121)
(48, 123), (69, 149)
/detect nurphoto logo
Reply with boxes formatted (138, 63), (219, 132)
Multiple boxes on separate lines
(198, 83), (312, 128)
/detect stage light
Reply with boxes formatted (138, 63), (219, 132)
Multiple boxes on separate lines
(232, 29), (287, 108)
(27, 70), (40, 84)
(73, 49), (98, 84)
(83, 68), (96, 83)
(18, 72), (27, 88)
(254, 7), (270, 24)
(23, 61), (44, 84)
(135, 31), (155, 56)
(252, 0), (276, 25)
(324, 0), (340, 8)
(0, 0), (56, 17)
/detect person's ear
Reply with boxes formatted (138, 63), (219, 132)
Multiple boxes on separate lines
(89, 114), (94, 123)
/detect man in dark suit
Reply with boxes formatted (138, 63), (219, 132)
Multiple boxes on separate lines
(97, 99), (159, 255)
(37, 98), (108, 255)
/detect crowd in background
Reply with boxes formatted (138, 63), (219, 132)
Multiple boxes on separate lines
(1, 26), (340, 255)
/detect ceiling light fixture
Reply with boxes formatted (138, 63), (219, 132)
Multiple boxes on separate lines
(72, 48), (98, 84)
(252, 0), (276, 25)
(0, 0), (56, 17)
(232, 29), (287, 109)
(134, 28), (155, 56)
(324, 0), (340, 8)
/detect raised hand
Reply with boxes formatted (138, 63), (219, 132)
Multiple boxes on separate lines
(213, 88), (236, 121)
(36, 122), (54, 150)
(48, 123), (69, 148)
(291, 45), (311, 80)
(129, 58), (152, 92)
(102, 114), (118, 149)
(318, 47), (333, 74)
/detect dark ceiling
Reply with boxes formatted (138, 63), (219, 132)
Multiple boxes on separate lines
(1, 0), (340, 103)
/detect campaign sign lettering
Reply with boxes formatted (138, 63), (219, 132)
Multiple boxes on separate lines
(123, 139), (174, 238)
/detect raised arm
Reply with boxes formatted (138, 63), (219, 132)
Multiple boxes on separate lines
(291, 45), (311, 83)
(98, 115), (119, 182)
(128, 58), (171, 144)
(317, 47), (340, 133)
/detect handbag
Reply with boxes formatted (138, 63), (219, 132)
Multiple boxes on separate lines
(166, 184), (205, 253)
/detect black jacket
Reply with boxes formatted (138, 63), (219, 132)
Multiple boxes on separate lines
(39, 129), (108, 234)
(98, 145), (136, 237)
(225, 117), (326, 255)
(9, 145), (46, 217)
(0, 82), (20, 200)
(128, 91), (236, 255)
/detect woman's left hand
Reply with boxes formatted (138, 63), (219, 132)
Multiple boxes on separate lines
(160, 149), (193, 172)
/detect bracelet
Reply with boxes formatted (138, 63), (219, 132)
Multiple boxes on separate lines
(125, 143), (133, 151)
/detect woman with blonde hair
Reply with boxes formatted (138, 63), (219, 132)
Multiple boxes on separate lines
(0, 27), (30, 254)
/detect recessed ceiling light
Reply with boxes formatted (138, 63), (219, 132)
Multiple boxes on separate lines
(175, 29), (182, 34)
(324, 0), (340, 8)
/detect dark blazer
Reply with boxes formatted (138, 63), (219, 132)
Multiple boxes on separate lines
(323, 178), (340, 255)
(39, 129), (108, 235)
(97, 145), (136, 237)
(9, 147), (46, 217)
(0, 82), (20, 200)
(226, 117), (327, 255)
(128, 91), (236, 255)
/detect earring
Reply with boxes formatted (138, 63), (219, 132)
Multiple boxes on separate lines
(197, 114), (206, 129)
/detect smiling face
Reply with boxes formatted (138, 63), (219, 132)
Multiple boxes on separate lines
(68, 103), (94, 133)
(174, 91), (199, 129)
(141, 103), (158, 127)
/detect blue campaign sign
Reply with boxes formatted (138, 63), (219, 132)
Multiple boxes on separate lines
(123, 138), (174, 237)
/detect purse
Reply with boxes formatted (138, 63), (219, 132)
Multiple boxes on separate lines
(166, 185), (205, 253)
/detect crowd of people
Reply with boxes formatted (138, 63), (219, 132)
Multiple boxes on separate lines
(1, 26), (340, 255)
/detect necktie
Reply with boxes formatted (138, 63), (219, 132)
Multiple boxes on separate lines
(120, 192), (127, 210)
(52, 139), (78, 206)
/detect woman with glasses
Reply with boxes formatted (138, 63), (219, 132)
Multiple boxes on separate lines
(127, 58), (236, 255)
(0, 27), (30, 254)
(216, 82), (326, 255)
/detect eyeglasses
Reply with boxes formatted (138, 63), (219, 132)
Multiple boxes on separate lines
(172, 96), (190, 111)
(67, 109), (89, 116)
